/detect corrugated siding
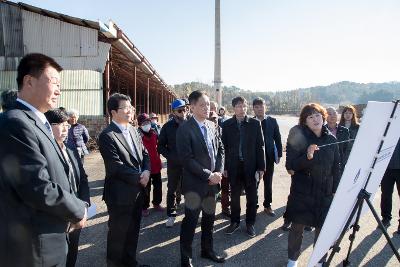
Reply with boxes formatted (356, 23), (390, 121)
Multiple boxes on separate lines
(0, 57), (20, 71)
(22, 11), (43, 54)
(60, 70), (102, 89)
(59, 70), (103, 115)
(84, 42), (110, 72)
(61, 23), (80, 57)
(0, 5), (5, 56)
(0, 71), (17, 91)
(58, 90), (103, 116)
(80, 27), (97, 57)
(41, 16), (61, 57)
(1, 3), (24, 57)
(0, 70), (104, 116)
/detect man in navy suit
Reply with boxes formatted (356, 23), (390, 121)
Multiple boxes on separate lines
(98, 93), (150, 267)
(0, 53), (87, 266)
(177, 91), (225, 267)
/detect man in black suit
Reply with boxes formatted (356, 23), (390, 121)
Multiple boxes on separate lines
(177, 90), (225, 267)
(98, 93), (150, 267)
(253, 97), (282, 216)
(222, 96), (266, 237)
(0, 53), (87, 266)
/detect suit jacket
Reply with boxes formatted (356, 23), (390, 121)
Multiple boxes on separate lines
(222, 115), (266, 186)
(176, 117), (224, 198)
(66, 145), (91, 204)
(0, 101), (86, 267)
(261, 116), (283, 162)
(98, 122), (150, 205)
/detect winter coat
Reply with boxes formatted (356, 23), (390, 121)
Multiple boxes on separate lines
(158, 118), (183, 167)
(139, 129), (162, 174)
(285, 125), (341, 227)
(67, 123), (90, 156)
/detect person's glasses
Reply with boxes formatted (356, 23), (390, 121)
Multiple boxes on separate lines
(176, 108), (186, 113)
(47, 77), (61, 85)
(118, 106), (134, 111)
(51, 122), (70, 129)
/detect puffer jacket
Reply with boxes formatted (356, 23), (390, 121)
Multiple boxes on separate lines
(285, 125), (341, 227)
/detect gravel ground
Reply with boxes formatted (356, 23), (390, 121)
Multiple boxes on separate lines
(76, 116), (400, 267)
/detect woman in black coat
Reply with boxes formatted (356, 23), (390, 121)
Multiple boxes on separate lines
(339, 105), (360, 155)
(45, 108), (91, 267)
(285, 103), (341, 267)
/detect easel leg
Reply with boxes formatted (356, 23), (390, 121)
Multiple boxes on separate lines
(364, 197), (400, 261)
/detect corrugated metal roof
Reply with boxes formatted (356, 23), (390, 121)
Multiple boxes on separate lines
(60, 70), (102, 90)
(1, 3), (24, 57)
(58, 89), (103, 116)
(0, 71), (17, 90)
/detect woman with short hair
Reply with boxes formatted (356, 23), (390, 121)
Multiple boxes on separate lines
(67, 109), (90, 163)
(45, 108), (90, 267)
(285, 103), (341, 267)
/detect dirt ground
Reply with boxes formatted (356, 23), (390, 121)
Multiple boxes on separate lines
(76, 115), (400, 267)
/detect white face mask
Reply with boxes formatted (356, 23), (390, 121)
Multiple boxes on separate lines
(141, 124), (151, 132)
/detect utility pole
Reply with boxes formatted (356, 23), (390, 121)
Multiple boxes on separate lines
(214, 0), (222, 106)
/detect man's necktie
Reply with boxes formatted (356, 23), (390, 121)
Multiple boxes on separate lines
(44, 121), (54, 138)
(202, 125), (215, 172)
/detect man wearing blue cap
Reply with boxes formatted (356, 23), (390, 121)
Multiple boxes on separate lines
(158, 99), (188, 227)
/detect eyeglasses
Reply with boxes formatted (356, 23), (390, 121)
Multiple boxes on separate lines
(51, 122), (71, 129)
(175, 108), (186, 113)
(47, 76), (61, 85)
(118, 106), (135, 111)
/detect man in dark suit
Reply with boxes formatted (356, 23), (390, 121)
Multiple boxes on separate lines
(177, 90), (225, 267)
(222, 96), (266, 237)
(253, 97), (282, 216)
(0, 53), (87, 267)
(98, 93), (150, 267)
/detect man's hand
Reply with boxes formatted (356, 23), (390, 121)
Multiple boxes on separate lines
(73, 207), (87, 231)
(287, 169), (295, 175)
(139, 170), (150, 187)
(208, 172), (222, 185)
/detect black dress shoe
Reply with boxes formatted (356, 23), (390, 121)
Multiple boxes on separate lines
(281, 221), (291, 231)
(181, 258), (193, 267)
(225, 222), (240, 235)
(264, 207), (276, 217)
(201, 250), (226, 263)
(246, 224), (256, 237)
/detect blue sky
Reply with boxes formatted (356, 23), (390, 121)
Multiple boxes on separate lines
(17, 0), (400, 91)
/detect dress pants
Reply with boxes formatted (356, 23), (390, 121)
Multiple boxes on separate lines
(106, 193), (143, 267)
(180, 188), (216, 265)
(167, 166), (183, 217)
(263, 159), (274, 208)
(67, 229), (82, 267)
(288, 223), (325, 262)
(380, 169), (400, 222)
(230, 161), (258, 225)
(143, 173), (162, 209)
(221, 174), (230, 211)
